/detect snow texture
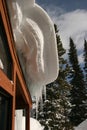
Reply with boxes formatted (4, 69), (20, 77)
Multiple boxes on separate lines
(7, 0), (59, 101)
(30, 117), (44, 130)
(75, 119), (87, 130)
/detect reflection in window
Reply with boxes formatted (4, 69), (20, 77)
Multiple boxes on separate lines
(0, 15), (12, 79)
(0, 88), (12, 130)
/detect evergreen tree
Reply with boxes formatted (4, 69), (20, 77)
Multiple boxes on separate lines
(83, 39), (87, 86)
(68, 38), (87, 126)
(38, 25), (73, 130)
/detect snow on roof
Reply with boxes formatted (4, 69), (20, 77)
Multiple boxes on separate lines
(7, 0), (59, 102)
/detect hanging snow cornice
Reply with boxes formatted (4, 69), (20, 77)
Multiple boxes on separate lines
(7, 0), (59, 97)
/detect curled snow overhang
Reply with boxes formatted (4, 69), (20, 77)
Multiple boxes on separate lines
(7, 0), (59, 97)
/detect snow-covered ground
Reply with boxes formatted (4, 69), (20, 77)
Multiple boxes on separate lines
(15, 110), (43, 130)
(75, 119), (87, 130)
(30, 118), (44, 130)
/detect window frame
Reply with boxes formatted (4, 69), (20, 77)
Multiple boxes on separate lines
(0, 1), (32, 130)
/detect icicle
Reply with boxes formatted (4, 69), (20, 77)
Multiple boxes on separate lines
(0, 59), (4, 70)
(34, 86), (46, 119)
(35, 85), (44, 119)
(43, 85), (46, 100)
(38, 86), (47, 113)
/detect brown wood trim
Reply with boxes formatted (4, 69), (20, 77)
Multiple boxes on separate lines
(0, 69), (14, 96)
(0, 1), (1, 12)
(11, 96), (16, 130)
(26, 106), (30, 130)
(16, 71), (32, 108)
(11, 64), (16, 130)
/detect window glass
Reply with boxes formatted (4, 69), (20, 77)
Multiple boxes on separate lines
(0, 88), (12, 130)
(0, 15), (12, 79)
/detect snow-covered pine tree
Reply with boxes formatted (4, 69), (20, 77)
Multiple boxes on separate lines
(68, 38), (87, 126)
(37, 25), (73, 130)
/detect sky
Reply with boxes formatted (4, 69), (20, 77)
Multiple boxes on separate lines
(36, 0), (87, 63)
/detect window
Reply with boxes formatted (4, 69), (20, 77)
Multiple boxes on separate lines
(0, 15), (12, 79)
(0, 88), (12, 130)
